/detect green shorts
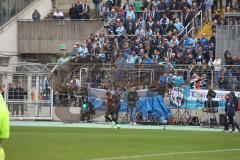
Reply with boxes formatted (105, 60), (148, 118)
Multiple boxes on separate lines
(0, 112), (9, 139)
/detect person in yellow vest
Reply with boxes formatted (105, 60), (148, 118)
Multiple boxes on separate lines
(0, 90), (9, 160)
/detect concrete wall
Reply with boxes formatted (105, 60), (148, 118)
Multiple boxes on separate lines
(55, 0), (129, 12)
(0, 0), (53, 71)
(10, 106), (240, 125)
(18, 20), (104, 54)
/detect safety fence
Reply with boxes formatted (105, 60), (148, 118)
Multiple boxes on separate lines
(0, 68), (53, 120)
(216, 25), (240, 59)
(0, 63), (239, 124)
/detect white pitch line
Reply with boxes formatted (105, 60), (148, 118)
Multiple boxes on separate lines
(92, 148), (240, 160)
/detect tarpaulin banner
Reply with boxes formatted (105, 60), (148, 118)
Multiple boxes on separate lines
(169, 88), (240, 109)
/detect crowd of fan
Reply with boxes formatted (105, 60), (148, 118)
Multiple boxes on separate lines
(60, 0), (240, 91)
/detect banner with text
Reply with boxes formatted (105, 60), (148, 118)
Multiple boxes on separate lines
(185, 90), (240, 109)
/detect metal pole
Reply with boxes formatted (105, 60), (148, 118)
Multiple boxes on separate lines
(50, 87), (54, 120)
(180, 11), (183, 23)
(79, 68), (82, 88)
(200, 10), (203, 28)
(3, 73), (8, 101)
(211, 70), (214, 89)
(35, 75), (40, 116)
(192, 19), (195, 36)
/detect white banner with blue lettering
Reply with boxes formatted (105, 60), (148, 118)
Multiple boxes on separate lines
(169, 88), (240, 109)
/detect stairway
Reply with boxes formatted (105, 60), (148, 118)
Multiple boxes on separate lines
(196, 21), (213, 39)
(196, 8), (226, 39)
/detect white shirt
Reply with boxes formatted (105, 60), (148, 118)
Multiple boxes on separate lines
(53, 11), (64, 17)
(79, 47), (89, 55)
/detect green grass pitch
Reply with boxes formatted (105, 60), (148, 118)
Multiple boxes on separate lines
(5, 126), (240, 160)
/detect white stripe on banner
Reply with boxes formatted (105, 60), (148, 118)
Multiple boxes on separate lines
(92, 148), (240, 160)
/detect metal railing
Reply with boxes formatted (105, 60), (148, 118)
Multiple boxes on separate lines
(177, 10), (203, 38)
(0, 0), (36, 27)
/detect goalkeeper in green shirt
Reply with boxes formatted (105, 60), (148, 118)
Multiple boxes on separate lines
(0, 91), (10, 160)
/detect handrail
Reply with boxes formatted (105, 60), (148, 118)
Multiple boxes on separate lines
(18, 19), (105, 22)
(123, 10), (183, 13)
(48, 17), (107, 77)
(177, 10), (202, 37)
(41, 63), (240, 68)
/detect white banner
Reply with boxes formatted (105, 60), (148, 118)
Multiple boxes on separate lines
(189, 89), (240, 100)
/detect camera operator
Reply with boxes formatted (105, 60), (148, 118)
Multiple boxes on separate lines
(224, 93), (240, 132)
(127, 87), (139, 125)
(80, 96), (95, 122)
(206, 86), (216, 108)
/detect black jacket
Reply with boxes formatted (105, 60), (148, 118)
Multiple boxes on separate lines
(8, 87), (14, 100)
(69, 7), (78, 19)
(225, 99), (236, 117)
(183, 11), (194, 27)
(14, 87), (26, 100)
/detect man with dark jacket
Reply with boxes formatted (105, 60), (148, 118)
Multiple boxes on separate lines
(13, 83), (26, 116)
(7, 83), (15, 115)
(127, 87), (138, 125)
(224, 93), (240, 132)
(69, 3), (78, 19)
(183, 7), (194, 27)
(76, 0), (83, 19)
(125, 17), (136, 35)
(32, 9), (41, 21)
